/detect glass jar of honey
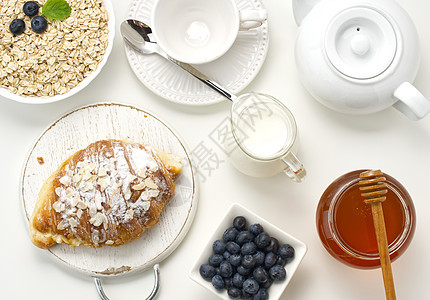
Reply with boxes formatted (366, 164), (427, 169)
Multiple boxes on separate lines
(316, 170), (416, 269)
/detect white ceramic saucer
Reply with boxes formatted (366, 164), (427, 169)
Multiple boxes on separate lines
(125, 0), (269, 105)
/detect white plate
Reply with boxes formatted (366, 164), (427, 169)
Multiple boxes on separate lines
(21, 103), (198, 277)
(189, 203), (307, 299)
(0, 0), (115, 104)
(125, 0), (269, 105)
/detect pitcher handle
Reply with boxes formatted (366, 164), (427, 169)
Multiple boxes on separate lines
(94, 264), (160, 300)
(281, 152), (306, 183)
(393, 82), (430, 121)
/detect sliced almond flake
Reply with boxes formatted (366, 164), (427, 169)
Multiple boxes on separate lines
(132, 182), (146, 191)
(57, 220), (67, 230)
(85, 162), (97, 173)
(53, 201), (64, 213)
(55, 187), (62, 197)
(73, 174), (82, 183)
(88, 204), (97, 218)
(142, 201), (150, 211)
(97, 177), (110, 192)
(76, 208), (83, 219)
(93, 212), (105, 227)
(59, 175), (71, 186)
(103, 215), (108, 230)
(149, 163), (158, 172)
(98, 166), (107, 177)
(77, 201), (88, 210)
(149, 189), (160, 198)
(65, 187), (75, 198)
(137, 168), (147, 178)
(83, 172), (95, 181)
(139, 191), (150, 201)
(89, 217), (96, 225)
(105, 240), (114, 245)
(80, 181), (94, 192)
(144, 178), (158, 189)
(126, 208), (134, 219)
(69, 217), (78, 228)
(70, 194), (80, 207)
(124, 187), (132, 200)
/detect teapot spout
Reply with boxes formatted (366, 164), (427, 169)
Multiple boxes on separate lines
(293, 0), (321, 26)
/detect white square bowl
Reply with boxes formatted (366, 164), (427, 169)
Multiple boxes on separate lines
(189, 203), (307, 299)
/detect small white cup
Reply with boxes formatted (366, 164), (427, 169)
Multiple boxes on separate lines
(151, 0), (267, 64)
(225, 93), (306, 182)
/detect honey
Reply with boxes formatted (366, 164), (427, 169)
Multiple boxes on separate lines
(316, 170), (415, 269)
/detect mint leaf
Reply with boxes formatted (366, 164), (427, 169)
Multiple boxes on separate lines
(42, 0), (71, 21)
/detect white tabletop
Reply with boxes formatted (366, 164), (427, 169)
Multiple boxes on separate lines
(2, 0), (430, 299)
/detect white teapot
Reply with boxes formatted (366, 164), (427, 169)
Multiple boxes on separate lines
(293, 0), (430, 120)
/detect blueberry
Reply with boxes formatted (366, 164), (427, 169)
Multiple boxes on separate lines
(279, 244), (295, 261)
(264, 252), (277, 269)
(227, 287), (242, 298)
(31, 16), (47, 33)
(23, 1), (39, 17)
(242, 278), (259, 295)
(228, 254), (242, 267)
(269, 264), (287, 281)
(223, 227), (239, 242)
(254, 288), (269, 300)
(212, 274), (225, 290)
(255, 232), (271, 249)
(233, 216), (247, 231)
(213, 240), (226, 254)
(253, 266), (269, 284)
(253, 251), (265, 266)
(223, 251), (232, 260)
(241, 254), (256, 269)
(264, 237), (279, 254)
(9, 19), (25, 35)
(237, 265), (252, 276)
(224, 277), (233, 288)
(219, 261), (233, 278)
(241, 242), (257, 255)
(208, 254), (224, 267)
(249, 223), (264, 236)
(236, 230), (254, 245)
(232, 272), (245, 288)
(261, 277), (273, 289)
(276, 256), (287, 266)
(242, 290), (253, 299)
(199, 263), (216, 279)
(226, 241), (241, 254)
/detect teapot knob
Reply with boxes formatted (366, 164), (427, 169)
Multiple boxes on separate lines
(350, 34), (370, 56)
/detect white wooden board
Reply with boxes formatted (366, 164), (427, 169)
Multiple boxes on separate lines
(21, 103), (198, 277)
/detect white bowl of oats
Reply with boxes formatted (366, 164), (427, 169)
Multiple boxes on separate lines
(0, 0), (115, 104)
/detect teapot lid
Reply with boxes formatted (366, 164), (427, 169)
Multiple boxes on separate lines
(325, 7), (397, 80)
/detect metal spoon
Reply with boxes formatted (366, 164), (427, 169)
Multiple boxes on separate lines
(120, 19), (237, 101)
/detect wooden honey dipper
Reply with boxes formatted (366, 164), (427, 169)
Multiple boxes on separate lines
(359, 170), (396, 300)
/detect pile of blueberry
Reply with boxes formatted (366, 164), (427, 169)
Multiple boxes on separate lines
(199, 216), (295, 299)
(9, 1), (47, 35)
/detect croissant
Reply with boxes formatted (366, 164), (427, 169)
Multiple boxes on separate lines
(29, 139), (182, 249)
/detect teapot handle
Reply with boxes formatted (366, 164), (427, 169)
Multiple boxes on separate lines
(292, 0), (321, 25)
(393, 82), (430, 121)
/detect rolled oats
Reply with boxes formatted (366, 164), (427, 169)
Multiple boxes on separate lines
(0, 0), (109, 98)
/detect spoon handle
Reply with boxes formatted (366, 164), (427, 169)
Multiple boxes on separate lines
(166, 56), (237, 102)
